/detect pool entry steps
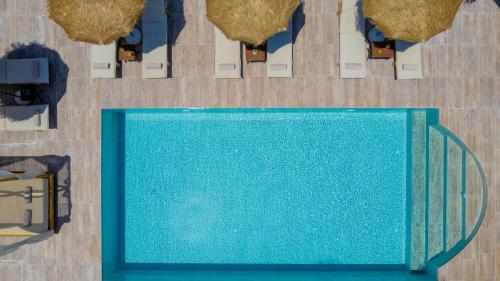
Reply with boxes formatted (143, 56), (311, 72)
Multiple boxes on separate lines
(409, 111), (487, 271)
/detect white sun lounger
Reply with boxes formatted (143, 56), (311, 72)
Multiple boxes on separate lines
(91, 42), (117, 79)
(339, 34), (366, 78)
(395, 40), (423, 80)
(267, 21), (293, 78)
(2, 105), (49, 131)
(339, 0), (366, 79)
(142, 0), (168, 79)
(0, 58), (49, 84)
(214, 27), (241, 79)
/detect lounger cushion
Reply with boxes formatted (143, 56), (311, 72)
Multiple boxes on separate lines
(214, 27), (241, 79)
(91, 42), (117, 79)
(4, 58), (49, 84)
(266, 21), (293, 78)
(142, 34), (168, 78)
(339, 0), (365, 34)
(338, 0), (366, 79)
(143, 0), (167, 22)
(4, 104), (49, 131)
(141, 0), (168, 79)
(339, 34), (366, 78)
(395, 40), (423, 80)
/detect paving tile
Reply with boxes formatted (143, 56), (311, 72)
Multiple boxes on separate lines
(214, 79), (245, 107)
(321, 0), (338, 13)
(431, 45), (448, 77)
(0, 263), (24, 281)
(26, 236), (57, 266)
(448, 45), (465, 77)
(447, 11), (463, 45)
(25, 264), (55, 281)
(462, 12), (480, 45)
(463, 45), (481, 78)
(464, 77), (481, 108)
(480, 253), (495, 279)
(321, 13), (336, 45)
(0, 0), (6, 13)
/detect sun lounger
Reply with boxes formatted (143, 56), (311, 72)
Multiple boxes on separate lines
(214, 27), (242, 79)
(267, 21), (293, 78)
(395, 40), (423, 80)
(142, 0), (168, 79)
(3, 104), (49, 131)
(0, 58), (49, 84)
(339, 0), (366, 79)
(91, 42), (117, 79)
(0, 172), (55, 236)
(339, 34), (366, 78)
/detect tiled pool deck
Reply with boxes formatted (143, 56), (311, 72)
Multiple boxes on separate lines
(0, 0), (498, 280)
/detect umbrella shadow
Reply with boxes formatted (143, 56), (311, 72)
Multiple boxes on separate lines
(292, 3), (305, 44)
(265, 3), (304, 55)
(167, 0), (186, 77)
(1, 42), (69, 129)
(355, 0), (366, 34)
(0, 231), (54, 257)
(167, 0), (186, 45)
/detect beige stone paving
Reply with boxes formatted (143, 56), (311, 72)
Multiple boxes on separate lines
(0, 0), (498, 280)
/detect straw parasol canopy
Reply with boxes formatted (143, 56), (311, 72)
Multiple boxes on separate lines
(46, 0), (146, 45)
(363, 0), (462, 43)
(206, 0), (300, 46)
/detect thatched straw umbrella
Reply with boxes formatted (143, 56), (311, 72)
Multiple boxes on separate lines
(46, 0), (146, 45)
(206, 0), (300, 46)
(363, 0), (462, 42)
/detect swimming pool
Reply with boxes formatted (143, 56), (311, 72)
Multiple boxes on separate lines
(102, 108), (487, 281)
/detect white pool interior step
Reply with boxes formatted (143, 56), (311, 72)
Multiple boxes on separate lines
(410, 111), (486, 271)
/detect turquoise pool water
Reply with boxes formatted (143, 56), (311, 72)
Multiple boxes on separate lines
(123, 110), (408, 265)
(102, 108), (488, 281)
